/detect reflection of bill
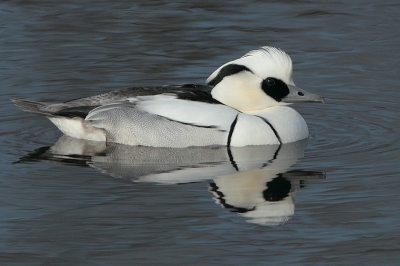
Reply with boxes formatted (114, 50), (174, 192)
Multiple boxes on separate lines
(17, 135), (324, 226)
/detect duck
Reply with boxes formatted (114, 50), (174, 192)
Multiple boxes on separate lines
(12, 46), (324, 148)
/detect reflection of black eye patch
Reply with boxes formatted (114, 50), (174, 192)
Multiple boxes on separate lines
(262, 175), (291, 201)
(261, 78), (290, 102)
(208, 64), (252, 86)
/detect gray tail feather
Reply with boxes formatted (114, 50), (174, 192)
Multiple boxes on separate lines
(11, 99), (53, 116)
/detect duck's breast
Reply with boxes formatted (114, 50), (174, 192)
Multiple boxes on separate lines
(230, 114), (281, 146)
(246, 106), (309, 144)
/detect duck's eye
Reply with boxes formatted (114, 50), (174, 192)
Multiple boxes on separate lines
(265, 78), (275, 86)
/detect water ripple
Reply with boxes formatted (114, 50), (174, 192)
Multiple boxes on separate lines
(301, 100), (398, 171)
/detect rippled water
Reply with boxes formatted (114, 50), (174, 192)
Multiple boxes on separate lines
(1, 1), (400, 265)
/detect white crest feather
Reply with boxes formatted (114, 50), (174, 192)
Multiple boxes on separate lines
(206, 46), (294, 86)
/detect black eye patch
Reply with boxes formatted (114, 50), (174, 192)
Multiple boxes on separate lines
(261, 78), (290, 102)
(207, 64), (252, 86)
(265, 77), (275, 86)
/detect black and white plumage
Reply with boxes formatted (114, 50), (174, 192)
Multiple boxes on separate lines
(12, 46), (324, 147)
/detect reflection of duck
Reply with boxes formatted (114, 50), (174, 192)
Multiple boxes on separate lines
(18, 135), (308, 182)
(12, 46), (323, 147)
(17, 135), (324, 226)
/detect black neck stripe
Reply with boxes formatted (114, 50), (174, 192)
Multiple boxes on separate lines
(227, 114), (240, 171)
(256, 116), (282, 145)
(227, 114), (239, 146)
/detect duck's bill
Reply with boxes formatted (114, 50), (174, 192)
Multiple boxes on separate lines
(282, 85), (325, 103)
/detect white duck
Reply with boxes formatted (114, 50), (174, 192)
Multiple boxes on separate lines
(12, 46), (324, 147)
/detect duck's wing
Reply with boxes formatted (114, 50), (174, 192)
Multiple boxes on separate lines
(83, 86), (241, 147)
(62, 84), (215, 107)
(13, 84), (240, 147)
(12, 84), (216, 119)
(86, 87), (240, 131)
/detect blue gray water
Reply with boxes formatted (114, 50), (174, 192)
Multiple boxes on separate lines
(1, 1), (399, 265)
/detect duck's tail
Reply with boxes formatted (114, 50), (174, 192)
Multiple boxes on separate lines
(11, 99), (53, 117)
(11, 99), (106, 141)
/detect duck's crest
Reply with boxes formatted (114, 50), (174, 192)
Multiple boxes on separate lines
(206, 46), (294, 86)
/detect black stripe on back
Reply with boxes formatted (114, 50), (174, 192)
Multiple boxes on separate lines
(53, 106), (98, 118)
(163, 116), (223, 130)
(175, 90), (221, 104)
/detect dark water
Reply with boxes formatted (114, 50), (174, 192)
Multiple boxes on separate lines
(1, 1), (400, 265)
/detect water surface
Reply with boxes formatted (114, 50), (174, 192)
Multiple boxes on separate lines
(1, 1), (400, 265)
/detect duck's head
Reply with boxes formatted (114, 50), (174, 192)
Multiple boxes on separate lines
(206, 46), (324, 113)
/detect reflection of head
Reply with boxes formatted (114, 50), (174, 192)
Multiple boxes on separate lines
(209, 182), (256, 213)
(263, 175), (291, 201)
(209, 172), (295, 226)
(242, 197), (294, 226)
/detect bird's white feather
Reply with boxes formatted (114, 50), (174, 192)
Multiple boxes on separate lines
(85, 100), (230, 147)
(210, 70), (284, 112)
(132, 94), (239, 129)
(207, 46), (294, 86)
(230, 114), (280, 146)
(246, 106), (309, 143)
(48, 117), (106, 141)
